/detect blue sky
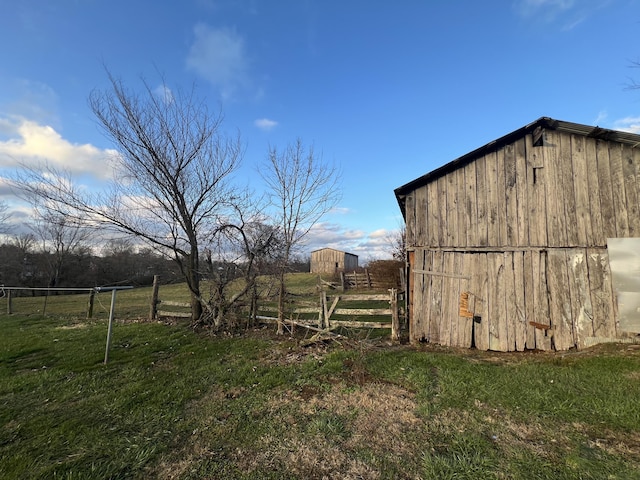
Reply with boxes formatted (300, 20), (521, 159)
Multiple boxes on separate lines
(1, 0), (639, 261)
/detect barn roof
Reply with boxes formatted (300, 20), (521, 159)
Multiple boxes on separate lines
(394, 116), (640, 217)
(311, 247), (358, 257)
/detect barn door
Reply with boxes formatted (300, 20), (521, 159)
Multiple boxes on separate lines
(409, 249), (474, 347)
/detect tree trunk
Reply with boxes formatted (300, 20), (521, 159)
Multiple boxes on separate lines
(186, 249), (203, 322)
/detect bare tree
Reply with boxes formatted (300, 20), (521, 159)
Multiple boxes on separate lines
(0, 200), (10, 234)
(14, 73), (242, 321)
(626, 60), (640, 90)
(201, 194), (281, 329)
(261, 139), (341, 334)
(31, 209), (93, 288)
(387, 225), (406, 262)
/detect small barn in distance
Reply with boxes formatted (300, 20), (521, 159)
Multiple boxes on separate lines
(395, 117), (640, 352)
(310, 248), (358, 274)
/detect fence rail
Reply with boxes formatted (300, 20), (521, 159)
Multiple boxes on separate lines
(256, 289), (404, 341)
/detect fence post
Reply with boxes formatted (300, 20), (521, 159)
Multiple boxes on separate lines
(340, 271), (346, 291)
(365, 269), (372, 289)
(390, 288), (400, 342)
(104, 289), (117, 365)
(87, 289), (95, 319)
(149, 275), (159, 321)
(319, 291), (327, 329)
(7, 290), (12, 315)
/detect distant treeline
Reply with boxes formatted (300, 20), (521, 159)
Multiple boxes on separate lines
(0, 238), (310, 292)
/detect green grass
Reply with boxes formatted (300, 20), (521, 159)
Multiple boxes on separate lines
(1, 276), (640, 479)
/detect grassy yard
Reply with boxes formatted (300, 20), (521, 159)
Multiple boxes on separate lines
(1, 276), (640, 479)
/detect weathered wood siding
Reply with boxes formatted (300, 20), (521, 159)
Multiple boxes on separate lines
(406, 130), (640, 249)
(310, 248), (358, 274)
(405, 129), (640, 351)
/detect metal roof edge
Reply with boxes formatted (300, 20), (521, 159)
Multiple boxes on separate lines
(394, 117), (640, 216)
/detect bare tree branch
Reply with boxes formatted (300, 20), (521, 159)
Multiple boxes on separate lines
(12, 72), (243, 321)
(0, 200), (10, 234)
(261, 138), (341, 333)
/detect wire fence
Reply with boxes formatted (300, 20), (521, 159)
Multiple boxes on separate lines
(0, 285), (134, 364)
(0, 285), (145, 319)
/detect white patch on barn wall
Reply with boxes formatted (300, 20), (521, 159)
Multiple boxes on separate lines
(570, 252), (592, 343)
(607, 238), (640, 333)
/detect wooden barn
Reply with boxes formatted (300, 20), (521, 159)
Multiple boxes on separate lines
(394, 117), (640, 352)
(310, 248), (358, 274)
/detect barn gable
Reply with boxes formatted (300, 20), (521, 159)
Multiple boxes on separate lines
(395, 117), (640, 351)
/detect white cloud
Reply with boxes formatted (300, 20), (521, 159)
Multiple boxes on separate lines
(515, 0), (575, 18)
(254, 118), (278, 131)
(301, 223), (397, 262)
(593, 111), (608, 126)
(1, 78), (60, 128)
(330, 206), (351, 215)
(513, 0), (607, 30)
(153, 84), (174, 105)
(186, 24), (250, 99)
(613, 116), (640, 134)
(0, 116), (118, 180)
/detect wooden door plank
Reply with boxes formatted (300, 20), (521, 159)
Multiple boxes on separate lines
(456, 168), (467, 248)
(415, 187), (428, 247)
(504, 251), (517, 351)
(523, 250), (537, 349)
(463, 163), (477, 247)
(427, 182), (439, 247)
(429, 250), (444, 344)
(504, 144), (518, 246)
(497, 147), (508, 246)
(621, 143), (640, 237)
(439, 251), (455, 346)
(488, 252), (508, 351)
(450, 252), (463, 346)
(596, 140), (616, 239)
(475, 253), (490, 350)
(405, 192), (415, 247)
(587, 249), (616, 339)
(544, 130), (567, 246)
(514, 137), (530, 247)
(547, 250), (575, 350)
(411, 249), (425, 342)
(533, 250), (551, 351)
(609, 142), (629, 237)
(486, 151), (500, 246)
(437, 177), (448, 247)
(475, 154), (489, 247)
(567, 248), (594, 348)
(446, 173), (458, 246)
(585, 138), (604, 245)
(559, 132), (579, 246)
(513, 251), (527, 351)
(570, 134), (592, 246)
(526, 133), (548, 247)
(459, 253), (473, 348)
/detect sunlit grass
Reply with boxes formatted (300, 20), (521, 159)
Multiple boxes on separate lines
(1, 275), (640, 478)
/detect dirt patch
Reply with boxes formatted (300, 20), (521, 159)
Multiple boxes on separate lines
(235, 382), (424, 479)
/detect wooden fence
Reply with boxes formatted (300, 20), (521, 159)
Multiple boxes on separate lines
(256, 289), (404, 341)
